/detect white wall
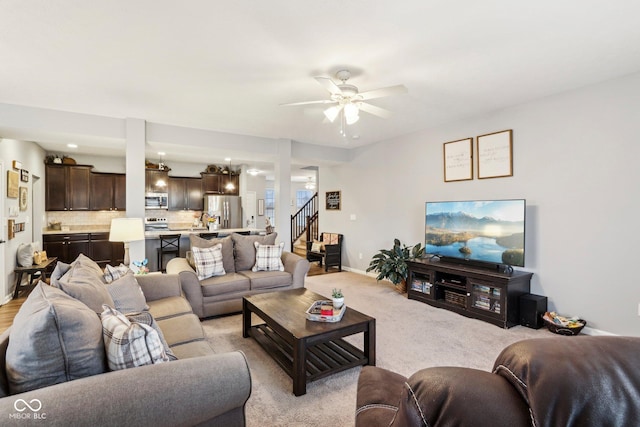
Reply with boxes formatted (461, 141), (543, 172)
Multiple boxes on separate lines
(0, 139), (46, 303)
(319, 71), (640, 336)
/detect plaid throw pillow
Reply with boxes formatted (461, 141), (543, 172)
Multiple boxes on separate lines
(100, 305), (169, 371)
(252, 241), (285, 272)
(103, 264), (131, 284)
(192, 244), (226, 280)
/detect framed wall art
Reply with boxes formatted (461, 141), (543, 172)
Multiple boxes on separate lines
(325, 191), (341, 211)
(20, 169), (29, 182)
(477, 129), (513, 179)
(7, 170), (19, 198)
(19, 186), (28, 211)
(443, 137), (473, 182)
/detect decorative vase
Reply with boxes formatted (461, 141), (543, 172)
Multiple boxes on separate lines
(208, 223), (218, 231)
(332, 297), (344, 309)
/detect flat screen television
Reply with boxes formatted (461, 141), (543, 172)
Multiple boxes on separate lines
(425, 199), (526, 269)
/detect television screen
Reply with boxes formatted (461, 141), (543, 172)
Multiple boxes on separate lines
(425, 199), (526, 267)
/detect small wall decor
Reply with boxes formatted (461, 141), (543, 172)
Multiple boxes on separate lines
(20, 169), (29, 182)
(326, 191), (341, 211)
(7, 170), (19, 198)
(443, 137), (473, 182)
(8, 220), (15, 240)
(12, 160), (22, 169)
(477, 129), (513, 179)
(19, 186), (28, 211)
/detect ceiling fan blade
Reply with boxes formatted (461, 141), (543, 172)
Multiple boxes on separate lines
(358, 102), (393, 119)
(358, 84), (408, 101)
(314, 76), (343, 95)
(280, 100), (337, 106)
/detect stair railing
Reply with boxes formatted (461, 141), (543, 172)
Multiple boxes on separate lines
(291, 192), (318, 250)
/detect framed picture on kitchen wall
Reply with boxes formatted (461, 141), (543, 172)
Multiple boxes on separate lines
(325, 191), (341, 211)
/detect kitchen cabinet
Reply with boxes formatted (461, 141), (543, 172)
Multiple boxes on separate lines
(90, 173), (126, 211)
(45, 164), (92, 211)
(43, 233), (124, 267)
(146, 169), (169, 193)
(90, 232), (125, 267)
(201, 172), (239, 195)
(169, 177), (204, 211)
(43, 233), (91, 263)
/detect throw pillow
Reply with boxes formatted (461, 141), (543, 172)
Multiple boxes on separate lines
(100, 305), (169, 371)
(189, 234), (235, 273)
(311, 240), (324, 252)
(185, 250), (195, 269)
(192, 244), (226, 280)
(105, 272), (149, 314)
(103, 263), (131, 284)
(231, 232), (278, 271)
(72, 253), (106, 278)
(6, 282), (107, 394)
(252, 242), (285, 272)
(16, 242), (34, 267)
(49, 261), (71, 287)
(126, 311), (177, 361)
(57, 260), (115, 313)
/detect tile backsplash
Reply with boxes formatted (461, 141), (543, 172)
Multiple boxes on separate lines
(45, 210), (204, 230)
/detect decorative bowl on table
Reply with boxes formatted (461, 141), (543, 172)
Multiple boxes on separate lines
(543, 311), (586, 336)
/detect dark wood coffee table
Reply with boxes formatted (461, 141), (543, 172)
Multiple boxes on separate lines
(243, 288), (376, 396)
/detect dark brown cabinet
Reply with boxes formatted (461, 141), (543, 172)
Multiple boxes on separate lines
(169, 177), (203, 211)
(201, 172), (239, 195)
(90, 173), (126, 211)
(145, 169), (169, 193)
(45, 165), (92, 211)
(406, 259), (533, 328)
(43, 233), (124, 267)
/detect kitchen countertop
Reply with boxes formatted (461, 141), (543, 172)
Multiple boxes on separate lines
(42, 226), (266, 237)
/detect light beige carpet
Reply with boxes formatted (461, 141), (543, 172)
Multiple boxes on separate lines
(200, 272), (549, 427)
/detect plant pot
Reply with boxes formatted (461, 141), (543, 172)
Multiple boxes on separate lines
(395, 280), (407, 294)
(332, 297), (344, 309)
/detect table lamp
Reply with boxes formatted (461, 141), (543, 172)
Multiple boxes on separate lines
(109, 218), (145, 266)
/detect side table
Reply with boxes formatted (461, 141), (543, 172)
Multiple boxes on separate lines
(13, 257), (58, 298)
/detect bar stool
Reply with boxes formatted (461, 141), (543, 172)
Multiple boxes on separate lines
(157, 234), (181, 272)
(199, 232), (219, 240)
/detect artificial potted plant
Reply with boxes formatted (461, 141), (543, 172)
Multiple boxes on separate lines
(366, 238), (425, 293)
(331, 288), (344, 308)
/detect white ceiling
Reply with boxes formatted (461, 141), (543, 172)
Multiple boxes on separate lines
(2, 1), (640, 172)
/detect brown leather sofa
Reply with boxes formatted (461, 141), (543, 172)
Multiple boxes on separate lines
(356, 336), (640, 427)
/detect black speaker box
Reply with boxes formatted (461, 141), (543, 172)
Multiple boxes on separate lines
(519, 294), (548, 329)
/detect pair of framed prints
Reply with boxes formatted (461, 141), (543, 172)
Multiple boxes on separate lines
(443, 129), (512, 182)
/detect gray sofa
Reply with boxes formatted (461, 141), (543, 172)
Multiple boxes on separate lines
(0, 264), (251, 426)
(167, 233), (309, 318)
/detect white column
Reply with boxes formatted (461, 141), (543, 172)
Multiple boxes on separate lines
(274, 139), (292, 251)
(125, 118), (146, 263)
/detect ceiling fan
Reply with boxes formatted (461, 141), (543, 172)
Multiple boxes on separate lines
(281, 70), (407, 135)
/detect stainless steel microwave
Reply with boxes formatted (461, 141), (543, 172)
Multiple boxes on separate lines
(145, 192), (168, 209)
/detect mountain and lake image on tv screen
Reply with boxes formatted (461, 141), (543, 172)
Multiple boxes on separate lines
(425, 199), (526, 267)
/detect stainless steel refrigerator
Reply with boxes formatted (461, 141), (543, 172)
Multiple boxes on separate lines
(204, 195), (242, 229)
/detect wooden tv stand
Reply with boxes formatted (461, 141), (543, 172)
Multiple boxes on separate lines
(406, 258), (533, 328)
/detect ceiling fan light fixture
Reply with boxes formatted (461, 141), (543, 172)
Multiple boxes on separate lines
(323, 106), (340, 122)
(344, 103), (360, 125)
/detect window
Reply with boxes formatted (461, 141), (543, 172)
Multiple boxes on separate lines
(296, 190), (314, 209)
(265, 189), (275, 226)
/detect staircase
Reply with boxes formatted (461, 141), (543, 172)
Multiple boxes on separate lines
(291, 192), (319, 257)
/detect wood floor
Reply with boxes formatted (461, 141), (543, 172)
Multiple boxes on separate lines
(0, 260), (338, 334)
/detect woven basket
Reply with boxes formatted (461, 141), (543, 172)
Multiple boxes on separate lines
(444, 290), (466, 308)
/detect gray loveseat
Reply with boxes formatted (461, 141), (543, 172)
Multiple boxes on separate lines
(0, 259), (251, 427)
(167, 233), (309, 318)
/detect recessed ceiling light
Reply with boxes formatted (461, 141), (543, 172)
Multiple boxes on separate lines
(224, 157), (232, 162)
(247, 169), (260, 176)
(158, 151), (166, 156)
(351, 135), (360, 140)
(67, 143), (78, 148)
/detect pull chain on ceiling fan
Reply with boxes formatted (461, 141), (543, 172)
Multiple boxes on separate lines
(281, 70), (407, 136)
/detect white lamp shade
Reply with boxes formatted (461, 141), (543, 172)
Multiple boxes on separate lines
(109, 218), (145, 243)
(344, 103), (360, 125)
(323, 106), (341, 122)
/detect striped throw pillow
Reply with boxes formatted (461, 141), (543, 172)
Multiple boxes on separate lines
(252, 241), (285, 272)
(192, 244), (226, 280)
(100, 305), (169, 371)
